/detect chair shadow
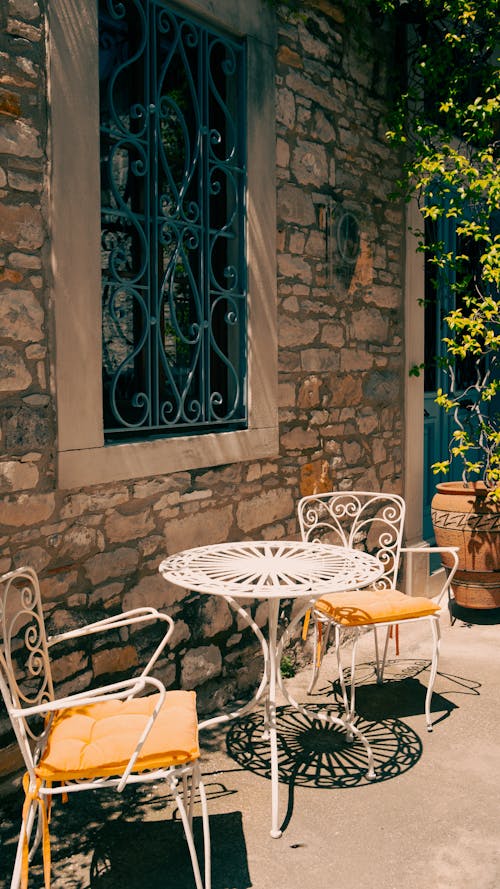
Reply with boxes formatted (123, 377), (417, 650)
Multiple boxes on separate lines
(314, 654), (479, 715)
(0, 786), (250, 889)
(88, 812), (250, 889)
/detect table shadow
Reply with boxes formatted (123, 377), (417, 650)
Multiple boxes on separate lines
(226, 703), (423, 791)
(226, 702), (423, 834)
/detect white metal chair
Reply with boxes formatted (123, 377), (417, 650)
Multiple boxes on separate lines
(298, 492), (459, 732)
(0, 566), (211, 889)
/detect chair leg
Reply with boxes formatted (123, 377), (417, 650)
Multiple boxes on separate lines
(172, 763), (211, 889)
(425, 617), (441, 732)
(345, 630), (361, 740)
(198, 776), (211, 889)
(374, 626), (391, 684)
(335, 625), (350, 717)
(10, 799), (37, 889)
(307, 616), (328, 694)
(182, 772), (194, 830)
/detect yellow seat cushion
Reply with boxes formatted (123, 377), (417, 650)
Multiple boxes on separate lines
(36, 690), (199, 782)
(315, 588), (440, 626)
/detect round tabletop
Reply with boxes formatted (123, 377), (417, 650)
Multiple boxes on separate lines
(159, 540), (383, 600)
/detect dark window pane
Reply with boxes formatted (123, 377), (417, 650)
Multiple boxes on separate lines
(99, 0), (247, 440)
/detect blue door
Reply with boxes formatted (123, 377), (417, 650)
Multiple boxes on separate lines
(422, 215), (479, 541)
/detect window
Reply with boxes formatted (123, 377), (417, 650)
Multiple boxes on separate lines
(49, 0), (277, 488)
(99, 1), (247, 440)
(424, 214), (484, 394)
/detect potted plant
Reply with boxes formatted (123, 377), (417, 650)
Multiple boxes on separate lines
(374, 0), (500, 607)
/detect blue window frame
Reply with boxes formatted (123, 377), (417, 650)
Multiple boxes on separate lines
(98, 0), (247, 440)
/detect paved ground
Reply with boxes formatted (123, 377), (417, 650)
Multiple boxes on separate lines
(1, 602), (499, 889)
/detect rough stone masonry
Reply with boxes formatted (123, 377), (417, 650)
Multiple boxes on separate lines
(0, 0), (404, 776)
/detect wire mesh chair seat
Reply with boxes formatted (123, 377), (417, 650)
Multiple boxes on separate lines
(298, 492), (459, 733)
(0, 567), (211, 889)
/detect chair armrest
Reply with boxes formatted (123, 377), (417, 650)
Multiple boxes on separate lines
(10, 674), (166, 719)
(400, 546), (459, 603)
(47, 607), (174, 677)
(11, 675), (167, 792)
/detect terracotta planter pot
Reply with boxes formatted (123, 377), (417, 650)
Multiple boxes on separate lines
(431, 481), (500, 610)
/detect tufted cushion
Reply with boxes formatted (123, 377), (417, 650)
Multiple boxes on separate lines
(315, 588), (440, 626)
(36, 690), (199, 782)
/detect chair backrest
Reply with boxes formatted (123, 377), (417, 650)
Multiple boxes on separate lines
(298, 491), (406, 590)
(0, 566), (54, 772)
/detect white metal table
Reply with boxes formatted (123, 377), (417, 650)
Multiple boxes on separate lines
(159, 540), (383, 838)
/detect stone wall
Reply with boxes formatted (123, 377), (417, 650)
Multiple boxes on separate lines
(0, 0), (404, 771)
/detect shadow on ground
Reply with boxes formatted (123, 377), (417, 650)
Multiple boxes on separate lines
(450, 603), (500, 626)
(0, 659), (483, 888)
(0, 788), (250, 889)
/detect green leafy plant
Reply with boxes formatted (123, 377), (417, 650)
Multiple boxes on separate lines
(280, 654), (297, 678)
(372, 0), (500, 498)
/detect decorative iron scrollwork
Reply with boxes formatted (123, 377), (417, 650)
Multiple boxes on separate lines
(99, 0), (247, 439)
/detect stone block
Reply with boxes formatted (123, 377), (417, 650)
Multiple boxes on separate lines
(340, 348), (373, 373)
(60, 488), (129, 519)
(122, 572), (184, 612)
(0, 90), (21, 118)
(277, 183), (315, 226)
(181, 645), (222, 689)
(280, 426), (320, 452)
(321, 323), (345, 348)
(0, 346), (31, 391)
(40, 570), (79, 603)
(85, 547), (139, 586)
(236, 487), (294, 533)
(169, 618), (190, 647)
(3, 402), (51, 451)
(277, 45), (302, 69)
(277, 252), (313, 283)
(279, 316), (318, 349)
(57, 525), (103, 561)
(12, 544), (49, 572)
(301, 348), (337, 372)
(350, 306), (388, 342)
(0, 492), (54, 527)
(342, 439), (363, 465)
(164, 505), (233, 554)
(291, 140), (328, 186)
(276, 87), (296, 128)
(327, 373), (363, 406)
(0, 119), (42, 160)
(200, 595), (234, 637)
(8, 1), (41, 21)
(370, 285), (400, 309)
(88, 581), (124, 608)
(363, 369), (400, 405)
(92, 644), (139, 679)
(104, 508), (155, 544)
(297, 376), (322, 408)
(50, 649), (88, 685)
(0, 459), (38, 491)
(300, 459), (332, 496)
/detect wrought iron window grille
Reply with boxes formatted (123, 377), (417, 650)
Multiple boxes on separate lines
(99, 0), (247, 441)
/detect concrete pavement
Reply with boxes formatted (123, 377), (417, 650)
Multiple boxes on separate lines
(1, 603), (499, 889)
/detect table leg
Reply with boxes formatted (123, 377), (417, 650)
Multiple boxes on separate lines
(198, 596), (270, 733)
(267, 597), (282, 838)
